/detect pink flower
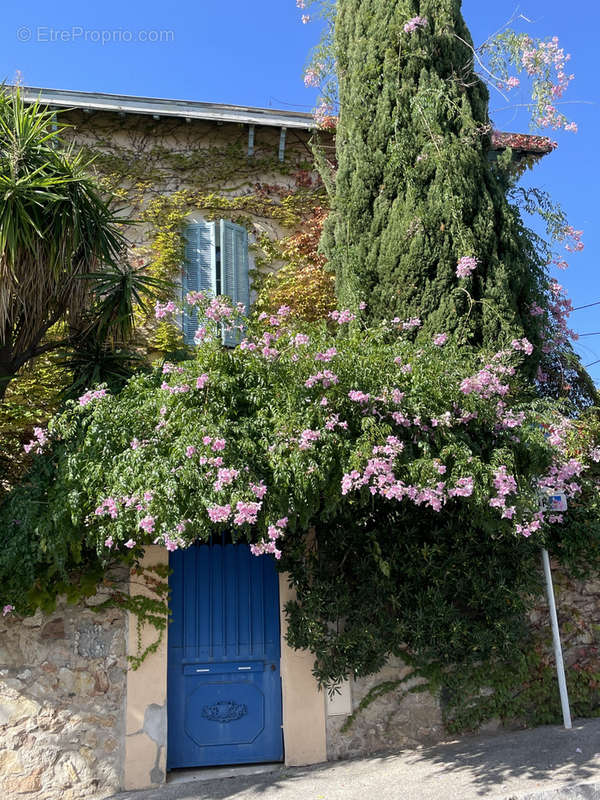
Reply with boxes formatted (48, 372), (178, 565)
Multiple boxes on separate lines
(95, 498), (118, 519)
(250, 482), (268, 499)
(161, 380), (191, 394)
(139, 515), (156, 534)
(433, 333), (448, 346)
(348, 390), (370, 404)
(155, 300), (176, 319)
(208, 504), (232, 523)
(448, 477), (474, 498)
(162, 362), (184, 375)
(401, 317), (421, 331)
(315, 347), (337, 362)
(23, 426), (49, 454)
(214, 467), (240, 491)
(205, 297), (234, 322)
(186, 291), (206, 306)
(186, 446), (196, 458)
(403, 15), (428, 33)
(267, 525), (280, 540)
(233, 501), (262, 526)
(79, 388), (107, 406)
(314, 102), (334, 127)
(2, 605), (14, 616)
(506, 76), (520, 89)
(196, 374), (209, 389)
(211, 438), (226, 452)
(331, 309), (356, 324)
(493, 466), (517, 497)
(262, 346), (279, 360)
(124, 539), (136, 549)
(130, 438), (141, 450)
(301, 14), (310, 23)
(298, 429), (321, 450)
(511, 337), (534, 356)
(456, 256), (478, 279)
(304, 69), (320, 88)
(305, 370), (339, 389)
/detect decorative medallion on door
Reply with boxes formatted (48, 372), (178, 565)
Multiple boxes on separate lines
(202, 701), (248, 723)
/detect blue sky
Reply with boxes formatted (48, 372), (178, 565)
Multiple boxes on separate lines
(1, 0), (598, 380)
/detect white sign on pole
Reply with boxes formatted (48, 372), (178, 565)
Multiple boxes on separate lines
(539, 490), (568, 513)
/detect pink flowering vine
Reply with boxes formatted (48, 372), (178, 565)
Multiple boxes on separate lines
(24, 426), (48, 455)
(404, 16), (428, 34)
(155, 300), (177, 319)
(456, 256), (478, 279)
(79, 388), (107, 406)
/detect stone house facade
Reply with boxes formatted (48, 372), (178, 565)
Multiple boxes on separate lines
(0, 87), (566, 800)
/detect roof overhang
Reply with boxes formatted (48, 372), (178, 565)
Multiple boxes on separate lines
(20, 86), (316, 131)
(19, 88), (557, 159)
(490, 130), (556, 157)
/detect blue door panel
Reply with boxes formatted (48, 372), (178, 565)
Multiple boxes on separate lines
(168, 543), (283, 768)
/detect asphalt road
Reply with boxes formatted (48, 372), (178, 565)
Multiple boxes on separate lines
(111, 718), (600, 800)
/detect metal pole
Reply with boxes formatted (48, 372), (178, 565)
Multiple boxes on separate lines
(541, 548), (572, 729)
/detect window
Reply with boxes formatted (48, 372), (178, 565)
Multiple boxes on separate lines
(182, 218), (250, 346)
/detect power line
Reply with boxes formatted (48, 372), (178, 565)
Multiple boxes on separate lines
(572, 300), (600, 312)
(577, 332), (600, 337)
(584, 358), (600, 368)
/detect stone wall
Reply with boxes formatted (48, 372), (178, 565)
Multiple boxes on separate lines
(0, 596), (127, 800)
(326, 565), (600, 760)
(326, 657), (443, 760)
(531, 564), (600, 669)
(3, 561), (600, 796)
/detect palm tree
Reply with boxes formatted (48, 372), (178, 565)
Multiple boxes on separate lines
(0, 86), (161, 400)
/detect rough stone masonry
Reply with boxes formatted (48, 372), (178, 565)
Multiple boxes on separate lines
(0, 594), (127, 800)
(1, 563), (600, 798)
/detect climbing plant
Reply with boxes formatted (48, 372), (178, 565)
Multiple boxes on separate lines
(1, 109), (333, 491)
(2, 298), (600, 699)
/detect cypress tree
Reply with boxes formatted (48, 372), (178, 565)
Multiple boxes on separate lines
(321, 0), (546, 346)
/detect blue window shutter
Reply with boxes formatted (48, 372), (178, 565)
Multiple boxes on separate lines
(182, 221), (216, 345)
(220, 220), (250, 347)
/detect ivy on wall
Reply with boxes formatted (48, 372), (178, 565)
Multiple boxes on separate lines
(4, 110), (600, 735)
(71, 113), (335, 336)
(1, 111), (337, 666)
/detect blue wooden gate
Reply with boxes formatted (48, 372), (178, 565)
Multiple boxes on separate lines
(167, 542), (283, 769)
